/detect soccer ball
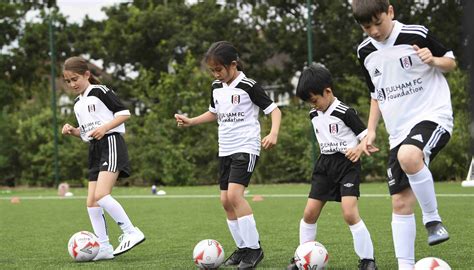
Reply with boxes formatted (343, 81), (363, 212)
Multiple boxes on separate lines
(415, 257), (451, 270)
(294, 241), (329, 270)
(192, 239), (225, 269)
(67, 231), (100, 262)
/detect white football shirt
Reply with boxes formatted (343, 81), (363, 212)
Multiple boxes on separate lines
(357, 21), (454, 149)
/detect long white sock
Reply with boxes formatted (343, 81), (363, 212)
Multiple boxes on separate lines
(392, 213), (416, 269)
(87, 207), (110, 245)
(237, 214), (260, 249)
(349, 220), (374, 260)
(97, 195), (134, 234)
(227, 219), (245, 248)
(407, 165), (441, 225)
(299, 219), (317, 245)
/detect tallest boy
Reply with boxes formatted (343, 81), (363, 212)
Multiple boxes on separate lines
(352, 0), (456, 269)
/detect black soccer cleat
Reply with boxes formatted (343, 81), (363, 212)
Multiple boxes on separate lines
(287, 257), (299, 270)
(237, 247), (264, 269)
(358, 258), (378, 270)
(426, 221), (449, 246)
(224, 248), (248, 266)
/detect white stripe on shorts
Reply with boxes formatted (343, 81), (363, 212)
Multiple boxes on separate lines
(108, 135), (117, 172)
(247, 154), (256, 172)
(423, 125), (446, 165)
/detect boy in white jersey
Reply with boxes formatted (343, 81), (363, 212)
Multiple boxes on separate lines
(175, 41), (281, 269)
(287, 64), (377, 270)
(352, 1), (456, 269)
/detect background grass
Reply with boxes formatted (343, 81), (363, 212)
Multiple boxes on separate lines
(1, 182), (473, 269)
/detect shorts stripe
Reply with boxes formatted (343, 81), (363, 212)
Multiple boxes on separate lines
(247, 154), (256, 172)
(423, 125), (446, 165)
(108, 136), (117, 172)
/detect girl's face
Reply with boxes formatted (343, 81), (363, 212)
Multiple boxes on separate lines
(63, 70), (90, 95)
(207, 60), (239, 85)
(359, 5), (395, 42)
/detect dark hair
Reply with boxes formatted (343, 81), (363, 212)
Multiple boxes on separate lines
(204, 41), (243, 71)
(352, 0), (390, 25)
(63, 56), (101, 84)
(296, 64), (333, 102)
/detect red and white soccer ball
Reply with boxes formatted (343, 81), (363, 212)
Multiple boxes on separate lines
(67, 231), (100, 262)
(294, 241), (329, 270)
(415, 257), (451, 270)
(192, 239), (225, 269)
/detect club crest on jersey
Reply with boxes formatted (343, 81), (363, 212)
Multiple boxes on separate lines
(399, 56), (413, 70)
(231, 94), (240, 105)
(88, 104), (96, 112)
(329, 123), (339, 134)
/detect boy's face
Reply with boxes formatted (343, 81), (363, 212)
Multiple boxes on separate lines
(359, 5), (394, 42)
(63, 70), (90, 95)
(308, 89), (333, 112)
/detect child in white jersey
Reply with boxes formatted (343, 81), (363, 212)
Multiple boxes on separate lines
(175, 41), (281, 269)
(287, 64), (377, 270)
(61, 56), (145, 260)
(352, 0), (456, 269)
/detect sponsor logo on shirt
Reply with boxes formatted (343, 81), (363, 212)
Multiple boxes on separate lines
(376, 78), (424, 104)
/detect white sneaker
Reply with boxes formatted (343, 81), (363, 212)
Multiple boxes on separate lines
(93, 243), (114, 261)
(113, 227), (146, 256)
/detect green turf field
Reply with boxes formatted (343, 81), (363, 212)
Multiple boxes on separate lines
(1, 182), (473, 269)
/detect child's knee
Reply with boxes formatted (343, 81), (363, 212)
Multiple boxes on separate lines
(397, 145), (424, 173)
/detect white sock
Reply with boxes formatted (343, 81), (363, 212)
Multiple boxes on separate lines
(227, 219), (245, 248)
(97, 195), (135, 234)
(349, 220), (374, 260)
(237, 214), (260, 249)
(392, 213), (415, 269)
(87, 207), (110, 245)
(299, 219), (317, 245)
(407, 165), (441, 225)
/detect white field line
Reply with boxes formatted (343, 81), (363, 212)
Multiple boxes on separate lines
(1, 193), (474, 200)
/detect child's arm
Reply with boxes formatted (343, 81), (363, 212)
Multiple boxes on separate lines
(362, 99), (381, 156)
(62, 123), (81, 138)
(413, 45), (456, 73)
(175, 111), (216, 127)
(89, 115), (130, 140)
(262, 107), (281, 149)
(346, 135), (380, 163)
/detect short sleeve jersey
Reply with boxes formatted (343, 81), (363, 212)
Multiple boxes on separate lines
(357, 20), (454, 149)
(310, 98), (367, 155)
(73, 84), (131, 142)
(208, 72), (278, 157)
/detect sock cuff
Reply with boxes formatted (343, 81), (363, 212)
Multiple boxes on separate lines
(237, 214), (255, 222)
(300, 218), (317, 229)
(227, 219), (238, 225)
(392, 213), (415, 221)
(349, 219), (366, 231)
(406, 164), (430, 178)
(96, 194), (112, 206)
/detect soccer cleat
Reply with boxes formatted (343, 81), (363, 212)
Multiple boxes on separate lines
(113, 227), (146, 256)
(287, 257), (299, 270)
(237, 247), (264, 269)
(358, 258), (378, 270)
(93, 243), (114, 261)
(224, 248), (248, 266)
(426, 221), (449, 246)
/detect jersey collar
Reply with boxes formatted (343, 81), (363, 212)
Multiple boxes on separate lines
(320, 97), (340, 115)
(372, 20), (402, 49)
(223, 71), (245, 88)
(80, 84), (94, 99)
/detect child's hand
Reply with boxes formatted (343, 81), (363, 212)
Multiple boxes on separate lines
(362, 131), (379, 156)
(174, 113), (192, 127)
(62, 123), (76, 135)
(88, 126), (107, 140)
(346, 147), (363, 163)
(262, 132), (278, 149)
(413, 45), (434, 65)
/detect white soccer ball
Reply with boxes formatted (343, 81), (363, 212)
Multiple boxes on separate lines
(415, 257), (451, 270)
(67, 231), (100, 262)
(192, 239), (225, 269)
(294, 241), (329, 270)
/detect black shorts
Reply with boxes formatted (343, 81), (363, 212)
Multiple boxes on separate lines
(88, 133), (131, 181)
(309, 152), (361, 202)
(219, 153), (259, 190)
(387, 121), (450, 195)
